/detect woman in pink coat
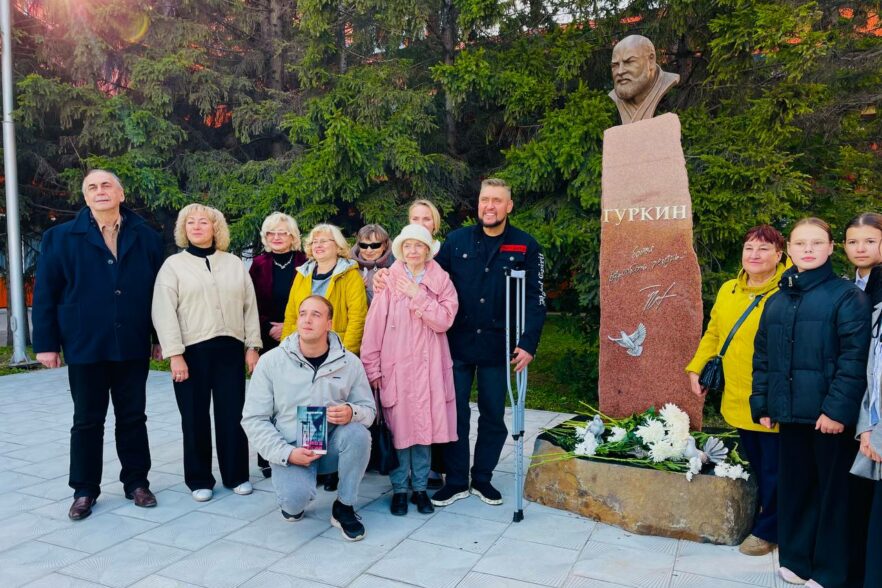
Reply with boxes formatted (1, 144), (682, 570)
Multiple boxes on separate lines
(361, 224), (459, 516)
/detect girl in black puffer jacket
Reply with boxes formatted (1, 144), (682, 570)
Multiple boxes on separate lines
(752, 217), (871, 588)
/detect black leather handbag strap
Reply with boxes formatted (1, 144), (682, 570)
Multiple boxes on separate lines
(372, 387), (384, 426)
(719, 294), (765, 357)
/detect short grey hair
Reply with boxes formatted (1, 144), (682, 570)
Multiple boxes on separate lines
(260, 212), (302, 252)
(82, 169), (124, 194)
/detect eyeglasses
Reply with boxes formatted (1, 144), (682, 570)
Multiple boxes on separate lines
(358, 242), (383, 250)
(265, 231), (291, 238)
(311, 238), (335, 247)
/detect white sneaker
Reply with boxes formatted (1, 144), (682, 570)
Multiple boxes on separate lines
(233, 481), (253, 495)
(779, 567), (807, 585)
(192, 489), (213, 502)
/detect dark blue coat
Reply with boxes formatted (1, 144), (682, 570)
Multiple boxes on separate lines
(751, 260), (871, 426)
(32, 206), (165, 364)
(435, 222), (547, 366)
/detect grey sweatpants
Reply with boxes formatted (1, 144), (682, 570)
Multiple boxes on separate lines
(270, 423), (371, 514)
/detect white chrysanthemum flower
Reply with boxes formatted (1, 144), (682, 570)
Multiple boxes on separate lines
(648, 439), (680, 462)
(660, 403), (688, 423)
(574, 434), (598, 457)
(608, 426), (627, 443)
(667, 435), (688, 457)
(660, 403), (691, 440)
(685, 456), (703, 482)
(636, 418), (666, 445)
(574, 425), (589, 441)
(714, 463), (750, 481)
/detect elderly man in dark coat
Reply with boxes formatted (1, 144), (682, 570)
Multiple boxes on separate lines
(33, 169), (165, 520)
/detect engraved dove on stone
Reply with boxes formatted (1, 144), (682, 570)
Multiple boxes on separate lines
(607, 323), (647, 357)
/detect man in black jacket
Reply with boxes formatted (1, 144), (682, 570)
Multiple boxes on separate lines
(33, 170), (165, 520)
(430, 178), (547, 507)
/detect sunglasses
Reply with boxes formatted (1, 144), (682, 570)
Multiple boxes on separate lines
(358, 242), (384, 250)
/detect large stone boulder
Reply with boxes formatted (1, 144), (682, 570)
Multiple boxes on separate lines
(524, 438), (757, 545)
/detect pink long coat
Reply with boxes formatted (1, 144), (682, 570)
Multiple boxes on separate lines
(360, 260), (459, 449)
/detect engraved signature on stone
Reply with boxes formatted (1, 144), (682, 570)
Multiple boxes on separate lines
(640, 282), (678, 311)
(632, 245), (654, 259)
(608, 252), (686, 283)
(607, 323), (647, 357)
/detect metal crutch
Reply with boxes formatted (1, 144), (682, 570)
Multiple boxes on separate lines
(505, 267), (528, 523)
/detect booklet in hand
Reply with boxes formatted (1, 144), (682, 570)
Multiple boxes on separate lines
(297, 406), (328, 455)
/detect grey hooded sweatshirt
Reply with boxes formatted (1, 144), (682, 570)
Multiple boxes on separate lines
(242, 331), (376, 466)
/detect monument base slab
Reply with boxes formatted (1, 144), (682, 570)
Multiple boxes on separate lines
(525, 438), (757, 545)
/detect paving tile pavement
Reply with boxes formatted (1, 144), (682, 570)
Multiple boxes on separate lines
(0, 368), (778, 587)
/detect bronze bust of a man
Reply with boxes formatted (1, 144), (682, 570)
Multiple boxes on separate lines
(609, 35), (680, 125)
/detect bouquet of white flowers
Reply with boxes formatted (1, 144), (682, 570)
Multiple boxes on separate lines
(533, 403), (750, 482)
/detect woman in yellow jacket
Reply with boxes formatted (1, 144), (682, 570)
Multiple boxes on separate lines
(686, 224), (788, 557)
(281, 224), (368, 354)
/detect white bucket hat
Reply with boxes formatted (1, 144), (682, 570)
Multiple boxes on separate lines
(392, 224), (435, 261)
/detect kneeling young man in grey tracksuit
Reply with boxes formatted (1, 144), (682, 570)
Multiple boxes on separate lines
(242, 295), (376, 541)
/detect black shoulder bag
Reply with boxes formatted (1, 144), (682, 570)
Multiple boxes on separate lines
(367, 387), (399, 475)
(698, 294), (765, 394)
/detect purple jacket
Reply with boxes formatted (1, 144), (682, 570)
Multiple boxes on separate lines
(249, 250), (307, 351)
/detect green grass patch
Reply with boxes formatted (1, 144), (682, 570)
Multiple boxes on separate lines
(0, 346), (43, 376)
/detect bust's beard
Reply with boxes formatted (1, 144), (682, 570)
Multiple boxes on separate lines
(614, 69), (653, 102)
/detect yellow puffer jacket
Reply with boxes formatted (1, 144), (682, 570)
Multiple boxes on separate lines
(686, 262), (789, 432)
(281, 258), (368, 354)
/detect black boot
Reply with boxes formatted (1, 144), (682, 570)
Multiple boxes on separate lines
(390, 492), (408, 516)
(411, 491), (434, 514)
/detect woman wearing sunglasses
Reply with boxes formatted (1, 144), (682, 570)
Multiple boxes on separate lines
(351, 224), (393, 304)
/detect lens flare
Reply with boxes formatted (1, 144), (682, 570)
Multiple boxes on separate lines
(117, 12), (150, 45)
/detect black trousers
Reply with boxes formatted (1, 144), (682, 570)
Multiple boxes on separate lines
(444, 361), (508, 488)
(68, 359), (151, 499)
(778, 423), (858, 588)
(738, 429), (779, 543)
(173, 337), (249, 491)
(867, 480), (882, 588)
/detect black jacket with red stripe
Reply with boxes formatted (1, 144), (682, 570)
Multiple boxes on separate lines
(435, 222), (547, 366)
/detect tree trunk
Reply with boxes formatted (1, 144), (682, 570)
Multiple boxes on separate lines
(337, 0), (348, 75)
(269, 0), (285, 91)
(441, 0), (458, 155)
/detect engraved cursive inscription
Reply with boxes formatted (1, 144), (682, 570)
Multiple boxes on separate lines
(632, 245), (654, 259)
(607, 252), (686, 283)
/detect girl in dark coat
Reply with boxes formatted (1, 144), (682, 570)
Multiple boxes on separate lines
(752, 217), (871, 588)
